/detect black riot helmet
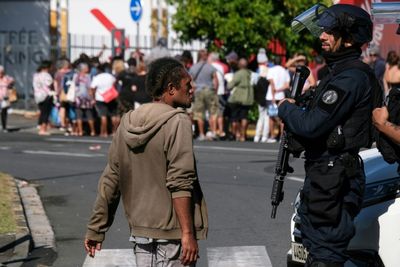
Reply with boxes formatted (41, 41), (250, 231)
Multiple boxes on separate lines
(318, 4), (373, 45)
(292, 4), (372, 46)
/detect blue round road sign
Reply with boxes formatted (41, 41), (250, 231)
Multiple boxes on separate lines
(130, 0), (143, 22)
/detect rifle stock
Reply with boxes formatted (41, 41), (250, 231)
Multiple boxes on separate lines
(270, 66), (310, 219)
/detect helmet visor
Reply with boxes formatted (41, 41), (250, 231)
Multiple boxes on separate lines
(291, 4), (328, 37)
(372, 2), (400, 24)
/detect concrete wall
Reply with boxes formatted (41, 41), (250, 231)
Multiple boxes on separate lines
(0, 0), (51, 103)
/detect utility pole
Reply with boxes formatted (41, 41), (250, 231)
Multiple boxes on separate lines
(60, 0), (68, 57)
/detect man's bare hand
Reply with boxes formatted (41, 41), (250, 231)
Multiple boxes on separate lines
(372, 106), (389, 128)
(84, 238), (102, 258)
(180, 233), (199, 266)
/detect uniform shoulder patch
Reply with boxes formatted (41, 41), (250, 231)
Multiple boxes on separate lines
(317, 84), (347, 114)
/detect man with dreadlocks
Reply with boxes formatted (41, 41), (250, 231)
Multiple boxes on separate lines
(84, 57), (208, 267)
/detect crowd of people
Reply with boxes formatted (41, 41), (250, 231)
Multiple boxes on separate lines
(0, 40), (398, 141)
(31, 52), (150, 136)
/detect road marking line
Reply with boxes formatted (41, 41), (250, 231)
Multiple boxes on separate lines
(287, 176), (304, 182)
(194, 145), (278, 153)
(47, 137), (112, 144)
(47, 138), (278, 154)
(208, 246), (272, 267)
(22, 150), (104, 158)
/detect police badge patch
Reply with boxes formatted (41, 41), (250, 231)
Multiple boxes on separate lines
(322, 90), (338, 104)
(317, 85), (347, 114)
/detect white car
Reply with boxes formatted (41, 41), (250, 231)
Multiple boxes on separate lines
(287, 148), (400, 267)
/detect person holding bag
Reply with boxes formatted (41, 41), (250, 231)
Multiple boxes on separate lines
(0, 65), (15, 132)
(33, 60), (54, 136)
(91, 63), (120, 137)
(227, 58), (254, 142)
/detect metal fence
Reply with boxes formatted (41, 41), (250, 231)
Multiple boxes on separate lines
(68, 33), (205, 63)
(0, 34), (205, 110)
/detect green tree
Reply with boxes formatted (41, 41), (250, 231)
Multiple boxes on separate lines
(168, 0), (332, 57)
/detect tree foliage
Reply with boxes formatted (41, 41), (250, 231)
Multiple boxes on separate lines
(168, 0), (332, 57)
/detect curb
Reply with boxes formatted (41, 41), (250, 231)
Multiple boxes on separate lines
(9, 109), (39, 118)
(1, 177), (57, 267)
(17, 180), (56, 251)
(0, 175), (30, 267)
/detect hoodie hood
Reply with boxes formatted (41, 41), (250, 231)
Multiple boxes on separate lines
(121, 103), (186, 149)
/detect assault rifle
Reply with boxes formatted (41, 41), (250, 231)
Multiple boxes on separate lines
(270, 65), (310, 219)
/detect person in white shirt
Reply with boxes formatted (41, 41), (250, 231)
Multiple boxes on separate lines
(91, 63), (119, 137)
(253, 48), (270, 143)
(266, 56), (290, 143)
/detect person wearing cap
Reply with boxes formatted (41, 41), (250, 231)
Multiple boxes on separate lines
(225, 51), (239, 72)
(145, 37), (171, 64)
(278, 4), (379, 266)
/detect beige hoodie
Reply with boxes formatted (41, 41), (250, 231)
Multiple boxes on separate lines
(86, 103), (208, 242)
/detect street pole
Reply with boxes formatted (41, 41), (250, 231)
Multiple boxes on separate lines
(136, 22), (140, 63)
(157, 0), (162, 41)
(60, 0), (68, 57)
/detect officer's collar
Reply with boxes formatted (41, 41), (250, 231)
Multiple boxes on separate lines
(322, 46), (362, 67)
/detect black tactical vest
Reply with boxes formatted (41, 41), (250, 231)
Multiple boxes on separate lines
(330, 60), (381, 152)
(288, 60), (382, 157)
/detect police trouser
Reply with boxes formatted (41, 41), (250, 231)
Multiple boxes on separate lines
(298, 153), (365, 265)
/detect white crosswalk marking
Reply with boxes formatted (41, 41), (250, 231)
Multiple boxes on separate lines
(207, 246), (272, 267)
(82, 249), (135, 267)
(82, 246), (273, 267)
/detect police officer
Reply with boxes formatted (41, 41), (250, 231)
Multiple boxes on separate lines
(371, 2), (400, 163)
(279, 4), (374, 267)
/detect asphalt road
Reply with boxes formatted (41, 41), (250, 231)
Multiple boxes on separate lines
(0, 131), (306, 267)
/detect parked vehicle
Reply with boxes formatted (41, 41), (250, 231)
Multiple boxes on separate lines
(287, 148), (400, 267)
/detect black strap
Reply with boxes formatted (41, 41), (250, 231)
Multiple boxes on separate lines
(193, 62), (206, 81)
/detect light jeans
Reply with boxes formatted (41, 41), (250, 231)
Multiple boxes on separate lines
(254, 105), (269, 141)
(134, 241), (195, 267)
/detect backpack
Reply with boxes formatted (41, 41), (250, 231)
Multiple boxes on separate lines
(254, 76), (269, 107)
(62, 71), (75, 94)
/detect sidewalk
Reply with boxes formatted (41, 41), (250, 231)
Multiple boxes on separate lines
(5, 109), (67, 136)
(5, 109), (38, 133)
(1, 111), (57, 266)
(0, 176), (30, 267)
(0, 178), (57, 267)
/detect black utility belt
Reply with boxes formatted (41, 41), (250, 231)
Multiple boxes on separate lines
(305, 152), (358, 164)
(305, 152), (363, 178)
